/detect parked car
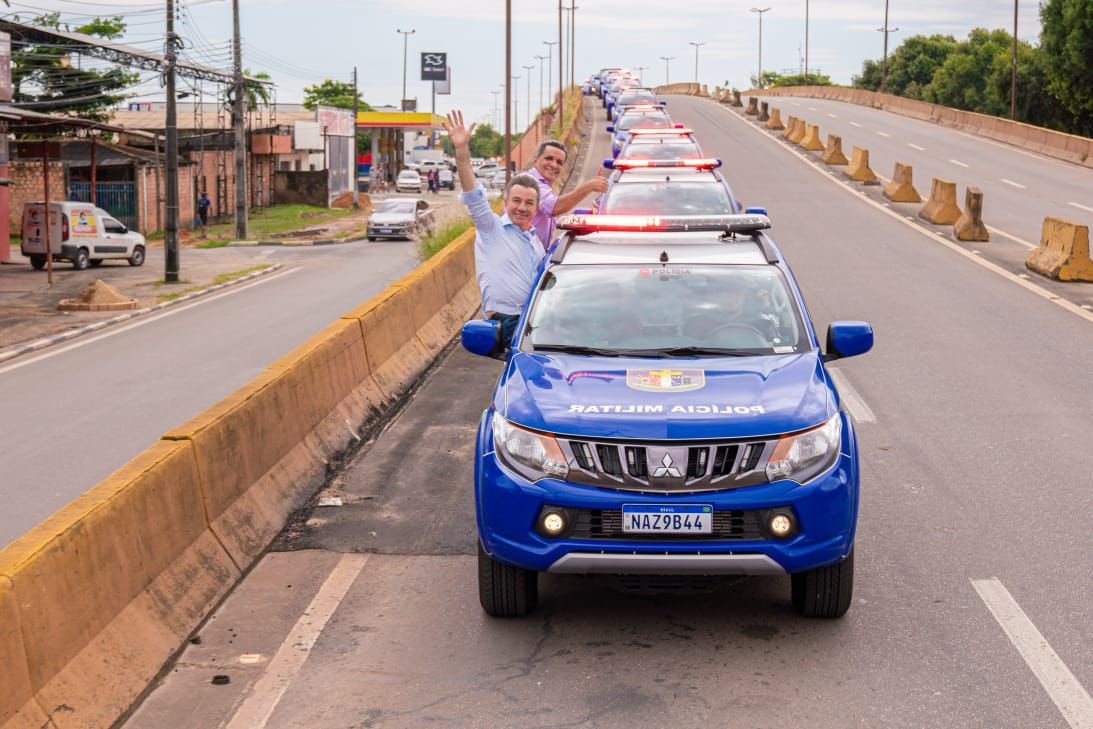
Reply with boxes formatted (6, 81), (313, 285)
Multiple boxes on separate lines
(437, 167), (455, 190)
(396, 169), (423, 193)
(20, 201), (145, 270)
(367, 198), (435, 241)
(485, 169), (508, 190)
(474, 163), (501, 179)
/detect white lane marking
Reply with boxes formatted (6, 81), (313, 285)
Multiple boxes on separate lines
(0, 267), (302, 376)
(706, 97), (1093, 326)
(986, 225), (1037, 250)
(1001, 178), (1026, 189)
(827, 369), (876, 423)
(971, 578), (1093, 729)
(225, 554), (369, 729)
(827, 113), (838, 118)
(876, 131), (890, 137)
(949, 159), (969, 168)
(907, 143), (926, 151)
(257, 248), (274, 257)
(807, 106), (817, 111)
(849, 121), (862, 127)
(1068, 201), (1093, 213)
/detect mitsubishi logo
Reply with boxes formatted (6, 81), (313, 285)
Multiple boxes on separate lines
(652, 452), (682, 478)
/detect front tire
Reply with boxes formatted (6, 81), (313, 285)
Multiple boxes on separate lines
(30, 255), (46, 270)
(791, 548), (854, 618)
(128, 245), (145, 267)
(478, 541), (538, 617)
(73, 247), (90, 270)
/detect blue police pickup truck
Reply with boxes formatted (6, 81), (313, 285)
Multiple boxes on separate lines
(461, 213), (873, 619)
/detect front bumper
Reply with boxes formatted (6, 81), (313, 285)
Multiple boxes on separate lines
(475, 413), (859, 576)
(368, 224), (412, 237)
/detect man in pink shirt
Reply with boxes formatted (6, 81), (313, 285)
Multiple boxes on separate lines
(526, 140), (608, 250)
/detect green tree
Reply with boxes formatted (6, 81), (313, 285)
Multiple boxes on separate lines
(922, 28), (1012, 114)
(986, 40), (1071, 130)
(770, 72), (833, 87)
(302, 79), (372, 111)
(243, 69), (272, 110)
(12, 13), (139, 121)
(854, 34), (959, 99)
(1040, 0), (1093, 135)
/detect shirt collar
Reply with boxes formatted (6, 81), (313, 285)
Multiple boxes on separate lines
(527, 166), (554, 186)
(499, 212), (536, 238)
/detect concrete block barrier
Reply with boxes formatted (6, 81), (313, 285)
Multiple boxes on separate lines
(788, 118), (807, 144)
(745, 96), (759, 116)
(800, 123), (825, 151)
(766, 107), (785, 130)
(954, 187), (990, 242)
(882, 161), (922, 203)
(1026, 217), (1093, 281)
(820, 134), (849, 165)
(781, 115), (797, 139)
(732, 90), (743, 107)
(919, 178), (963, 224)
(844, 146), (879, 184)
(757, 101), (770, 122)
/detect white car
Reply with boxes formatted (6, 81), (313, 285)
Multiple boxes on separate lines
(396, 169), (423, 193)
(474, 163), (500, 179)
(367, 198), (435, 241)
(485, 169), (508, 190)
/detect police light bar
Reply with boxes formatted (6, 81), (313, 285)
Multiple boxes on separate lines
(611, 158), (723, 170)
(628, 127), (693, 136)
(556, 213), (772, 235)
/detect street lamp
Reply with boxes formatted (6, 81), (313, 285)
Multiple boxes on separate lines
(1011, 0), (1018, 119)
(689, 41), (705, 84)
(877, 0), (899, 95)
(804, 0), (809, 78)
(543, 40), (558, 107)
(751, 8), (770, 89)
(396, 28), (415, 106)
(523, 64), (534, 129)
(660, 56), (674, 85)
(491, 89), (501, 130)
(568, 3), (578, 94)
(635, 65), (647, 83)
(535, 54), (547, 113)
(512, 74), (521, 131)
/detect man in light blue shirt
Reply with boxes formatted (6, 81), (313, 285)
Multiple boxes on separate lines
(445, 110), (545, 348)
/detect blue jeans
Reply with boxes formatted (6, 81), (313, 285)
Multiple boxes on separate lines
(491, 314), (520, 350)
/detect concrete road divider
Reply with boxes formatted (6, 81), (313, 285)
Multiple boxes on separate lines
(782, 115), (797, 139)
(745, 96), (759, 115)
(954, 187), (990, 242)
(800, 123), (825, 151)
(788, 118), (807, 144)
(821, 134), (849, 165)
(757, 101), (770, 122)
(882, 162), (922, 203)
(766, 108), (785, 130)
(844, 146), (879, 184)
(731, 90), (744, 107)
(1026, 217), (1093, 281)
(919, 178), (963, 224)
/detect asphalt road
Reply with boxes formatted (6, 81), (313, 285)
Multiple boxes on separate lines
(126, 96), (1092, 728)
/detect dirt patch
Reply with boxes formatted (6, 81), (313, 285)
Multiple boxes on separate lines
(72, 279), (131, 305)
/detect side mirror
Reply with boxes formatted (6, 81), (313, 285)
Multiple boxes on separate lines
(462, 319), (503, 358)
(659, 100), (668, 106)
(606, 125), (615, 133)
(602, 159), (614, 169)
(745, 206), (768, 216)
(824, 321), (873, 362)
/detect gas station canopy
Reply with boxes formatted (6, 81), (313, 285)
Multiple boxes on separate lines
(355, 111), (446, 130)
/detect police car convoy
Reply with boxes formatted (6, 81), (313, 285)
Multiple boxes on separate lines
(461, 68), (874, 619)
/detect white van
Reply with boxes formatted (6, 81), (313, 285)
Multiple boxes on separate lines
(21, 201), (146, 271)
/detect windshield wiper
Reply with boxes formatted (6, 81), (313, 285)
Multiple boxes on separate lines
(531, 344), (623, 356)
(614, 346), (772, 358)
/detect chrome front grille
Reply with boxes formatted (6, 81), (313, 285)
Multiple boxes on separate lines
(557, 436), (776, 493)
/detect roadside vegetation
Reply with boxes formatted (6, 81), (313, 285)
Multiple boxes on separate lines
(154, 264), (272, 302)
(182, 204), (355, 248)
(420, 217), (472, 260)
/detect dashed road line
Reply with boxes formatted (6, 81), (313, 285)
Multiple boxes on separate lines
(849, 121), (862, 127)
(972, 578), (1093, 729)
(1068, 201), (1093, 213)
(986, 225), (1037, 250)
(1001, 178), (1026, 189)
(950, 159), (969, 168)
(827, 369), (876, 423)
(225, 554), (369, 729)
(807, 106), (817, 111)
(827, 113), (838, 118)
(908, 143), (926, 151)
(876, 131), (890, 137)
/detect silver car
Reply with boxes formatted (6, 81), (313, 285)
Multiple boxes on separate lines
(367, 198), (435, 241)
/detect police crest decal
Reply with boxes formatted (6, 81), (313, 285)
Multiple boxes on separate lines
(626, 368), (706, 393)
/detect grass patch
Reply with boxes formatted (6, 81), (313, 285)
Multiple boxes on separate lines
(546, 87), (584, 139)
(152, 204), (356, 247)
(155, 264), (272, 302)
(196, 239), (231, 249)
(420, 217), (472, 259)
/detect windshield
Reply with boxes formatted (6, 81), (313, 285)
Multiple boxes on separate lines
(526, 265), (804, 355)
(618, 112), (670, 131)
(601, 180), (734, 215)
(620, 140), (702, 160)
(399, 171), (418, 179)
(377, 200), (416, 214)
(617, 92), (657, 106)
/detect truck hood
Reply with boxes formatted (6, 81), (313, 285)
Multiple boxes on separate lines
(496, 351), (834, 440)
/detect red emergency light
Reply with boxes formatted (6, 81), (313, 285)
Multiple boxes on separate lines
(556, 213), (771, 234)
(611, 158), (723, 170)
(628, 127), (694, 136)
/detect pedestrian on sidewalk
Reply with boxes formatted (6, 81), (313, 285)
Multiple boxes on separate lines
(525, 139), (608, 251)
(197, 191), (211, 237)
(427, 169), (437, 194)
(445, 109), (543, 350)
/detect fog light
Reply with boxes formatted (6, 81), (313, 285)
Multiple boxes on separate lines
(769, 512), (794, 538)
(541, 510), (566, 537)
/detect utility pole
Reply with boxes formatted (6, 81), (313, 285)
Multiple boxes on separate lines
(164, 0), (180, 281)
(543, 41), (557, 112)
(397, 28), (415, 105)
(1011, 0), (1018, 119)
(505, 0), (511, 186)
(557, 1), (564, 128)
(523, 64), (534, 130)
(804, 0), (810, 79)
(751, 8), (770, 89)
(232, 0), (247, 240)
(878, 0), (898, 94)
(660, 56), (674, 85)
(689, 41), (705, 83)
(352, 66), (359, 208)
(568, 4), (577, 95)
(535, 54), (546, 114)
(491, 89), (501, 130)
(512, 74), (521, 132)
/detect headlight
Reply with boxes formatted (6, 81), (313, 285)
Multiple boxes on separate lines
(765, 414), (842, 483)
(491, 413), (569, 481)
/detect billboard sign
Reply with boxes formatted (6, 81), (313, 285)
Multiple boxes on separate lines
(434, 67), (451, 96)
(421, 52), (447, 81)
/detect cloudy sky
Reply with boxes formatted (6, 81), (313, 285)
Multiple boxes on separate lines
(23, 0), (1044, 128)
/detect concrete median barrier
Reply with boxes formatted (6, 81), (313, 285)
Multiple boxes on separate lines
(800, 123), (824, 151)
(954, 187), (990, 242)
(844, 147), (879, 184)
(820, 134), (849, 165)
(757, 101), (770, 122)
(1026, 217), (1093, 281)
(732, 90), (743, 107)
(766, 107), (785, 130)
(745, 96), (759, 115)
(782, 115), (797, 139)
(919, 178), (963, 224)
(788, 118), (807, 144)
(882, 162), (922, 203)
